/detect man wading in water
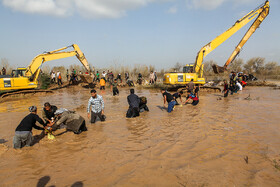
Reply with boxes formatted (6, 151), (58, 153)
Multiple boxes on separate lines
(126, 89), (140, 118)
(87, 89), (105, 123)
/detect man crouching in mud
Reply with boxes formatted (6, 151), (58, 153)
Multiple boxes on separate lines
(184, 91), (199, 106)
(161, 89), (176, 113)
(52, 109), (87, 134)
(87, 89), (105, 123)
(42, 102), (57, 126)
(13, 106), (51, 149)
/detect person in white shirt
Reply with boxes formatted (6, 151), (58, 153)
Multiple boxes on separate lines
(102, 71), (106, 78)
(236, 81), (242, 91)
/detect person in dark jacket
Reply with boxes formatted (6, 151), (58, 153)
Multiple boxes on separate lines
(126, 89), (140, 118)
(111, 79), (119, 96)
(223, 80), (229, 97)
(42, 102), (57, 125)
(173, 91), (183, 105)
(194, 84), (200, 98)
(161, 89), (176, 113)
(139, 96), (149, 112)
(13, 106), (48, 149)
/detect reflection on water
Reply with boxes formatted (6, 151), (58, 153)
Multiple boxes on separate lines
(0, 86), (280, 186)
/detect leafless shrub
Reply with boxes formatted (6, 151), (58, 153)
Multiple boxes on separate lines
(229, 58), (243, 72)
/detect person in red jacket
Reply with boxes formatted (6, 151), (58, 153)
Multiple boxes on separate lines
(184, 91), (199, 106)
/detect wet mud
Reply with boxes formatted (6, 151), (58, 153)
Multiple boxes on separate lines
(0, 86), (280, 186)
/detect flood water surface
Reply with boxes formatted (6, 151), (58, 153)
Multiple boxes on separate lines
(0, 86), (280, 186)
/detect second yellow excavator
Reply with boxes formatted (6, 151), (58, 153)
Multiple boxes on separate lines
(164, 0), (269, 86)
(0, 44), (93, 92)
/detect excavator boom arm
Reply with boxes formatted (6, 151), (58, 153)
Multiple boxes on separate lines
(25, 44), (92, 77)
(194, 0), (269, 74)
(223, 2), (269, 70)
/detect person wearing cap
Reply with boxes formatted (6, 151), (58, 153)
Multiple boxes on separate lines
(87, 89), (105, 123)
(52, 108), (87, 134)
(13, 106), (48, 149)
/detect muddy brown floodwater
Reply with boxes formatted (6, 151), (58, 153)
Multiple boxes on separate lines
(0, 86), (280, 186)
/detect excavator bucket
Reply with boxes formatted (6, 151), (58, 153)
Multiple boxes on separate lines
(79, 75), (95, 88)
(212, 64), (226, 74)
(79, 75), (91, 83)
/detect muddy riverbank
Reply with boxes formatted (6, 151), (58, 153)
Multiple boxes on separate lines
(0, 86), (280, 186)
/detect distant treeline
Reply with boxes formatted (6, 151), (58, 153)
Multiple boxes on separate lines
(1, 57), (279, 81)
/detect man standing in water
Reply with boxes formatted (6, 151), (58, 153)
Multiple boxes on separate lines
(161, 89), (176, 113)
(87, 89), (105, 123)
(111, 79), (119, 96)
(13, 106), (49, 149)
(223, 80), (229, 97)
(187, 79), (194, 93)
(126, 89), (140, 118)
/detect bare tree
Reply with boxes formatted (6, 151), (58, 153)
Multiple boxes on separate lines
(244, 57), (265, 74)
(264, 62), (277, 72)
(229, 58), (243, 72)
(173, 62), (183, 72)
(243, 59), (254, 73)
(1, 58), (14, 74)
(0, 58), (9, 69)
(203, 60), (215, 74)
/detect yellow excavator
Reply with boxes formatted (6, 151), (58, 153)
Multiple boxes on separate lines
(164, 0), (269, 85)
(0, 44), (92, 92)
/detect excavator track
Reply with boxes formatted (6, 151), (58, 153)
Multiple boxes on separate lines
(0, 90), (53, 99)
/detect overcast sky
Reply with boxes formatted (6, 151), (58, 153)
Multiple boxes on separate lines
(0, 0), (279, 70)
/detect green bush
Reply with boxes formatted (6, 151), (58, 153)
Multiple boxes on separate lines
(39, 73), (51, 89)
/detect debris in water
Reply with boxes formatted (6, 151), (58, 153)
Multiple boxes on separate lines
(244, 156), (249, 164)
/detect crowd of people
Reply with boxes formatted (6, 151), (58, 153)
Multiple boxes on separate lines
(13, 76), (203, 149)
(47, 68), (161, 90)
(13, 87), (150, 149)
(13, 69), (253, 149)
(161, 79), (200, 113)
(223, 71), (247, 97)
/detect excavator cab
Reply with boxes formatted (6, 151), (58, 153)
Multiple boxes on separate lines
(11, 68), (26, 77)
(183, 64), (194, 73)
